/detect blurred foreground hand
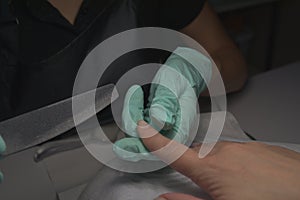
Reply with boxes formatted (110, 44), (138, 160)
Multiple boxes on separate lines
(0, 135), (6, 182)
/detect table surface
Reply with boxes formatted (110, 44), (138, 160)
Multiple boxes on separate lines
(0, 148), (57, 200)
(228, 62), (300, 143)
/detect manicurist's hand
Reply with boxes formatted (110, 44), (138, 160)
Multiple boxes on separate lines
(136, 121), (300, 200)
(0, 135), (6, 182)
(113, 47), (212, 162)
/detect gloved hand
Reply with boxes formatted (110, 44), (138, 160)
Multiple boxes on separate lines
(0, 135), (6, 182)
(113, 47), (212, 162)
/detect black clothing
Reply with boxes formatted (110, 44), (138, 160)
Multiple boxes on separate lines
(0, 0), (205, 121)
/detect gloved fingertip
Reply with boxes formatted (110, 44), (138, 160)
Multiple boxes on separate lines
(126, 85), (143, 97)
(122, 85), (145, 137)
(113, 138), (159, 162)
(148, 105), (175, 131)
(0, 172), (3, 183)
(124, 85), (144, 108)
(113, 138), (145, 162)
(113, 145), (141, 162)
(0, 136), (6, 153)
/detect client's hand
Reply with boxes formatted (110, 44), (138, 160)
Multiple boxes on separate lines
(136, 121), (300, 200)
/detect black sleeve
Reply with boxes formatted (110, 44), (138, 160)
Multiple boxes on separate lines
(0, 2), (19, 121)
(158, 0), (206, 30)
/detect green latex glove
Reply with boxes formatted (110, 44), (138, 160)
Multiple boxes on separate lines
(113, 47), (212, 162)
(0, 135), (6, 182)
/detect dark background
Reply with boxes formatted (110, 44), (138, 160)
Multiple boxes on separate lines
(209, 0), (300, 76)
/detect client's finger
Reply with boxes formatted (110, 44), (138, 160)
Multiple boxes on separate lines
(157, 193), (203, 200)
(137, 121), (205, 178)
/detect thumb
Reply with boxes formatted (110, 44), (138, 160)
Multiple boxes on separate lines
(156, 193), (203, 200)
(137, 121), (206, 179)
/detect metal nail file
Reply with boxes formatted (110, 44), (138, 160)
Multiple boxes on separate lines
(0, 84), (118, 156)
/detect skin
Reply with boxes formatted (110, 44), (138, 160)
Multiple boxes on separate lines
(136, 121), (300, 200)
(48, 0), (84, 25)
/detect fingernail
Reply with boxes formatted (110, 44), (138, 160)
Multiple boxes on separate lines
(138, 120), (148, 127)
(137, 121), (158, 139)
(154, 197), (167, 200)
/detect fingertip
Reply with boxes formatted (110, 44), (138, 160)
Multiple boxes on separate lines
(136, 122), (204, 180)
(0, 172), (3, 183)
(122, 86), (145, 137)
(137, 120), (148, 127)
(0, 136), (6, 153)
(137, 120), (158, 138)
(124, 85), (144, 107)
(128, 84), (142, 92)
(113, 137), (153, 161)
(136, 120), (170, 152)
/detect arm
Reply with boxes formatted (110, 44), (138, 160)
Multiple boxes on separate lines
(180, 2), (248, 93)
